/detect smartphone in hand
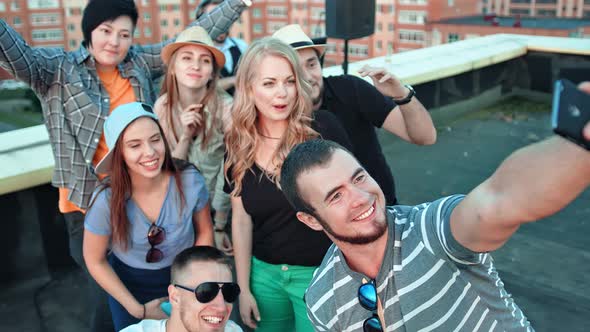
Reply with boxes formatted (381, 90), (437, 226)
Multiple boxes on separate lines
(552, 79), (590, 150)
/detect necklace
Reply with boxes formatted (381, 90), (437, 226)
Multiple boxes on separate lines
(259, 133), (281, 140)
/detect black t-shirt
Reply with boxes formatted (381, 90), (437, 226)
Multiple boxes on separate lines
(321, 75), (397, 205)
(224, 110), (352, 266)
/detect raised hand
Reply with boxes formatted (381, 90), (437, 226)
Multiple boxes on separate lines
(358, 64), (407, 98)
(180, 104), (204, 140)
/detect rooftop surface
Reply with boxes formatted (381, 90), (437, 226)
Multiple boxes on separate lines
(433, 15), (590, 30)
(0, 96), (588, 331)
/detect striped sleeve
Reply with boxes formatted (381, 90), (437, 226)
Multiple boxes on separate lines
(419, 195), (486, 265)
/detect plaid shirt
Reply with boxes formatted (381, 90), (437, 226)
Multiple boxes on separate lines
(0, 0), (248, 209)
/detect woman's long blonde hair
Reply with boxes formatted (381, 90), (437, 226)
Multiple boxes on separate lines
(225, 37), (318, 196)
(160, 46), (223, 150)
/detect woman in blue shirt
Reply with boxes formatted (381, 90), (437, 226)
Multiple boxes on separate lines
(83, 102), (213, 331)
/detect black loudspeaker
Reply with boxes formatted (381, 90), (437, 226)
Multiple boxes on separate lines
(325, 0), (376, 40)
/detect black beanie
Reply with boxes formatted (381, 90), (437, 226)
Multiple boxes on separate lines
(81, 0), (138, 47)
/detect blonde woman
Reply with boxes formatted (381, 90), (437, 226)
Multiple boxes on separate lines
(154, 26), (232, 254)
(224, 37), (351, 332)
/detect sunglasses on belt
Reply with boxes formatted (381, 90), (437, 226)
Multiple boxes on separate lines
(175, 282), (241, 303)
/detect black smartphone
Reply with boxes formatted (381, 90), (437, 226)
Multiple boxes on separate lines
(551, 79), (590, 150)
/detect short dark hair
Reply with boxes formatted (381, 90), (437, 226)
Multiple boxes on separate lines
(171, 246), (232, 283)
(195, 0), (224, 19)
(81, 0), (138, 47)
(280, 139), (348, 215)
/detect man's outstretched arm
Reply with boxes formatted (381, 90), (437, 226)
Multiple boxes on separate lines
(451, 83), (590, 253)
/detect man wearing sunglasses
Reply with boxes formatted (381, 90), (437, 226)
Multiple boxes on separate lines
(279, 84), (590, 332)
(122, 246), (242, 332)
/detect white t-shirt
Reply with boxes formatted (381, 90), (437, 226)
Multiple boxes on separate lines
(121, 319), (243, 332)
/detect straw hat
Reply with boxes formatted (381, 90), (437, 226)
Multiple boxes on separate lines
(272, 24), (326, 55)
(95, 102), (159, 174)
(161, 26), (226, 67)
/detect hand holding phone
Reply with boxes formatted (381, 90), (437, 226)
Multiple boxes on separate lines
(552, 79), (590, 150)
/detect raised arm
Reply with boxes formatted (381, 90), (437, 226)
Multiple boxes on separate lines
(358, 64), (437, 146)
(136, 0), (250, 79)
(450, 84), (590, 253)
(0, 20), (59, 95)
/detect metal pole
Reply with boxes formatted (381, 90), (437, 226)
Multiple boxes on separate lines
(343, 39), (349, 75)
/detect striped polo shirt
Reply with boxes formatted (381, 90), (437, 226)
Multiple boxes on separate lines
(305, 195), (534, 332)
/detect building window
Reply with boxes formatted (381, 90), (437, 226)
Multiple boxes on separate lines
(144, 27), (152, 37)
(174, 19), (180, 27)
(27, 0), (59, 9)
(159, 5), (167, 11)
(253, 23), (263, 34)
(536, 9), (556, 16)
(32, 29), (64, 41)
(326, 43), (337, 54)
(160, 19), (167, 27)
(13, 16), (22, 25)
(377, 22), (382, 32)
(388, 23), (394, 32)
(267, 22), (286, 34)
(67, 23), (75, 31)
(376, 40), (382, 51)
(311, 7), (324, 19)
(11, 1), (20, 11)
(267, 6), (288, 18)
(311, 24), (325, 37)
(252, 8), (262, 18)
(31, 14), (61, 26)
(509, 8), (530, 15)
(447, 33), (460, 43)
(172, 4), (180, 11)
(0, 3), (5, 11)
(398, 29), (425, 44)
(398, 11), (427, 24)
(348, 44), (369, 57)
(398, 0), (426, 4)
(142, 0), (150, 5)
(380, 4), (394, 14)
(144, 13), (151, 21)
(69, 39), (77, 48)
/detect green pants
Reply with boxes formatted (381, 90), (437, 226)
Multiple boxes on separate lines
(251, 257), (316, 332)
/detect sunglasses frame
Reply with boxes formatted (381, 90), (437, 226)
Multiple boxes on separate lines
(358, 281), (383, 332)
(175, 282), (241, 304)
(146, 224), (166, 263)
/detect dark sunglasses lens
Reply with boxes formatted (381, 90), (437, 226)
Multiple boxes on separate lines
(148, 225), (165, 246)
(146, 248), (163, 263)
(195, 282), (220, 303)
(358, 283), (378, 310)
(221, 283), (241, 303)
(363, 316), (383, 332)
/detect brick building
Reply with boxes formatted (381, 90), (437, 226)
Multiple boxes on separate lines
(429, 15), (590, 44)
(482, 0), (590, 18)
(0, 0), (586, 74)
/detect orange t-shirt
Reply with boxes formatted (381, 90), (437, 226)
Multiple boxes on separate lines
(59, 68), (137, 213)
